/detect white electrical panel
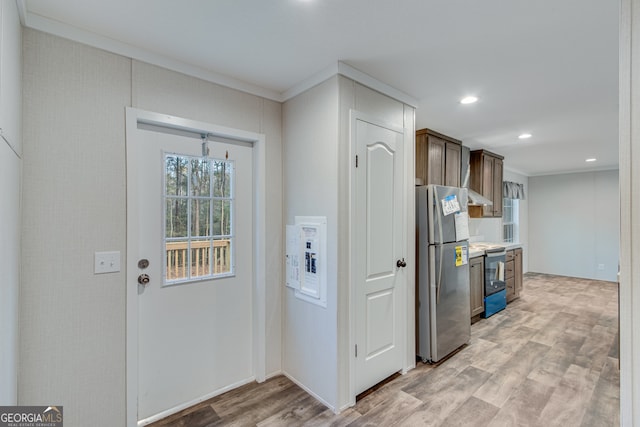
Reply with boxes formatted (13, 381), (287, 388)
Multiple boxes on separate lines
(285, 216), (327, 308)
(286, 225), (301, 290)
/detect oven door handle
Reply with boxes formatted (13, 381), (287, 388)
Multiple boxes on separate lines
(485, 249), (507, 257)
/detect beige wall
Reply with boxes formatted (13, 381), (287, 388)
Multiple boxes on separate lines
(528, 170), (619, 282)
(21, 30), (130, 426)
(0, 141), (20, 405)
(282, 76), (340, 409)
(0, 0), (22, 405)
(21, 28), (282, 426)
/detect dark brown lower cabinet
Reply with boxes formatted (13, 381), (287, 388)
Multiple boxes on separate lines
(506, 248), (523, 302)
(514, 248), (523, 297)
(469, 256), (484, 320)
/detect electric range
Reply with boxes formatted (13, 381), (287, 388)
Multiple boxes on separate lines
(468, 242), (507, 317)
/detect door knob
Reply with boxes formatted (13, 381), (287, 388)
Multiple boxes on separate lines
(396, 258), (407, 268)
(138, 274), (150, 285)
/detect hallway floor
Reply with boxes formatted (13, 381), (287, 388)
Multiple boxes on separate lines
(150, 273), (620, 426)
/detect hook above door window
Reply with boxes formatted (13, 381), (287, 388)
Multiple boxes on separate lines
(201, 133), (210, 158)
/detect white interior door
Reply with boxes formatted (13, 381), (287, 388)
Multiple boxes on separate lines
(354, 118), (405, 395)
(130, 126), (254, 423)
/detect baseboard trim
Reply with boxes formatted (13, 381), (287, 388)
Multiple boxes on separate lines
(137, 376), (256, 426)
(282, 372), (337, 414)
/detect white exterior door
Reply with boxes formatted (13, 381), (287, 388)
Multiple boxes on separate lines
(129, 124), (254, 423)
(354, 118), (405, 395)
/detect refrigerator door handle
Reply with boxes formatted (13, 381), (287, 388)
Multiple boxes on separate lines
(429, 246), (437, 362)
(427, 186), (435, 243)
(433, 186), (444, 245)
(436, 244), (443, 304)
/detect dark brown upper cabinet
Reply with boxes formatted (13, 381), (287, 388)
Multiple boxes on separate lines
(469, 149), (504, 218)
(416, 128), (461, 187)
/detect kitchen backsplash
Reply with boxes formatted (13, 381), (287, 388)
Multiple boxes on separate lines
(468, 217), (503, 243)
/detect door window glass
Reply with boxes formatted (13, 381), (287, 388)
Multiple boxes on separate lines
(164, 154), (234, 284)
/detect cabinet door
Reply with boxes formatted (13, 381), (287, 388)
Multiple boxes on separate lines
(505, 250), (515, 302)
(469, 256), (484, 318)
(514, 248), (523, 297)
(493, 158), (503, 217)
(469, 150), (504, 218)
(506, 278), (515, 302)
(415, 133), (428, 185)
(482, 156), (494, 217)
(505, 259), (515, 280)
(427, 136), (445, 185)
(444, 142), (461, 187)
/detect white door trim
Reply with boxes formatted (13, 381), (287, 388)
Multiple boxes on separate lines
(347, 110), (409, 406)
(619, 2), (639, 425)
(402, 106), (416, 373)
(124, 107), (267, 426)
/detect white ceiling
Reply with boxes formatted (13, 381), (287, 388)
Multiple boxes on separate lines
(20, 0), (619, 176)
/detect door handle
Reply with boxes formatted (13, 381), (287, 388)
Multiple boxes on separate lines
(396, 258), (407, 268)
(138, 274), (150, 286)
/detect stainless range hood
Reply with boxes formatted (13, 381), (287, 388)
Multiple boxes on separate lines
(467, 188), (493, 206)
(461, 146), (493, 206)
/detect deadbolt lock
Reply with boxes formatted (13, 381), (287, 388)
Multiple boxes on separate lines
(138, 259), (150, 269)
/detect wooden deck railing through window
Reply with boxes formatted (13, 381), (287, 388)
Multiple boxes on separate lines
(166, 240), (231, 280)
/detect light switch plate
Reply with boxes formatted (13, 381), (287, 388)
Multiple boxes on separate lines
(95, 251), (121, 274)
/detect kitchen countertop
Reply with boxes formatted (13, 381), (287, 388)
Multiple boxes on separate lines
(469, 248), (484, 258)
(468, 242), (523, 258)
(504, 242), (524, 251)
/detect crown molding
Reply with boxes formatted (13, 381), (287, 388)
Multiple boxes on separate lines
(21, 10), (282, 101)
(20, 5), (418, 107)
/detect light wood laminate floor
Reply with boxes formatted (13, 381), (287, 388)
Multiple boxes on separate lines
(150, 273), (620, 426)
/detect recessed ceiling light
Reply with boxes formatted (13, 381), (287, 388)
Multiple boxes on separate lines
(586, 158), (597, 162)
(518, 133), (532, 139)
(460, 96), (478, 104)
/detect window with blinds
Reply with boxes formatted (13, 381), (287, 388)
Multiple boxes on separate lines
(503, 198), (519, 243)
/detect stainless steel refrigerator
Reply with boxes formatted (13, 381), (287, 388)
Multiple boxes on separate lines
(416, 185), (471, 363)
